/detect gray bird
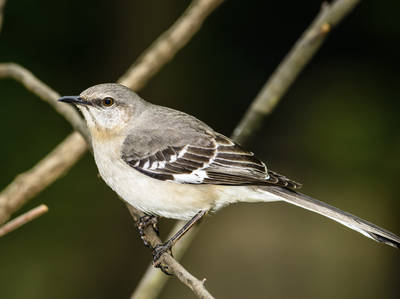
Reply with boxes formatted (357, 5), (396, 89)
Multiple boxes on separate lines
(59, 83), (400, 259)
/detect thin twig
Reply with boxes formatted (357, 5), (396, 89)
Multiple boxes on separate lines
(127, 206), (214, 299)
(119, 0), (224, 90)
(232, 0), (361, 144)
(0, 204), (48, 237)
(131, 220), (201, 299)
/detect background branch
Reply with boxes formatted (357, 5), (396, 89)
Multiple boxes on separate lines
(0, 204), (48, 237)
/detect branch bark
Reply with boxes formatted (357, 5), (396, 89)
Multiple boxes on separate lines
(127, 206), (213, 299)
(0, 204), (48, 237)
(232, 0), (361, 144)
(131, 220), (202, 299)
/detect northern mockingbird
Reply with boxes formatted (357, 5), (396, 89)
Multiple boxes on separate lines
(59, 83), (400, 259)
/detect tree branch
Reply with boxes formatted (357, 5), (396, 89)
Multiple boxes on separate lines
(232, 0), (361, 144)
(0, 204), (48, 237)
(131, 218), (201, 299)
(127, 206), (213, 299)
(119, 0), (224, 90)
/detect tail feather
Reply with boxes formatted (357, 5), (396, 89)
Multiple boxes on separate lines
(258, 186), (400, 249)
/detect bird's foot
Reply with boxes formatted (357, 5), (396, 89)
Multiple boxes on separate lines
(152, 241), (174, 275)
(152, 241), (173, 262)
(137, 215), (159, 248)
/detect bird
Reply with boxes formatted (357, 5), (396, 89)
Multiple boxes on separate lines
(59, 83), (400, 260)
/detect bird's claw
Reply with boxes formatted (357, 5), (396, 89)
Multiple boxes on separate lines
(152, 242), (174, 275)
(152, 242), (173, 262)
(137, 215), (159, 248)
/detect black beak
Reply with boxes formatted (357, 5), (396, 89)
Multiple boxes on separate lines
(58, 96), (90, 106)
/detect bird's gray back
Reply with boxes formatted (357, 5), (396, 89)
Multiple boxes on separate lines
(121, 104), (215, 159)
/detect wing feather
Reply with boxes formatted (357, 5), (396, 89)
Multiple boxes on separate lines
(122, 133), (301, 189)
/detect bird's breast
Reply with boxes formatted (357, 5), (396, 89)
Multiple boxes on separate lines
(91, 139), (219, 219)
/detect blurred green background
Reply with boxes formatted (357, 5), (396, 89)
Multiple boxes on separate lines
(1, 0), (399, 298)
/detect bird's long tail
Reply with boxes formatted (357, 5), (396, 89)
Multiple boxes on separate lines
(258, 186), (400, 249)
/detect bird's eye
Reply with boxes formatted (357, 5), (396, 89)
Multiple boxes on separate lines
(101, 97), (114, 107)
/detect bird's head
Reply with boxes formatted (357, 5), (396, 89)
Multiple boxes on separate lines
(59, 83), (146, 141)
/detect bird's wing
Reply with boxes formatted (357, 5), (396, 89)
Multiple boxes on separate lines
(122, 131), (301, 189)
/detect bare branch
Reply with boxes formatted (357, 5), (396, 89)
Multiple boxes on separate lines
(0, 204), (48, 237)
(0, 0), (6, 34)
(126, 206), (213, 299)
(162, 254), (212, 299)
(0, 132), (87, 224)
(232, 0), (361, 143)
(131, 221), (201, 299)
(0, 63), (90, 142)
(119, 0), (224, 90)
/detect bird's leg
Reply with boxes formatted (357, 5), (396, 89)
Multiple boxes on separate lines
(137, 214), (159, 249)
(153, 210), (207, 265)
